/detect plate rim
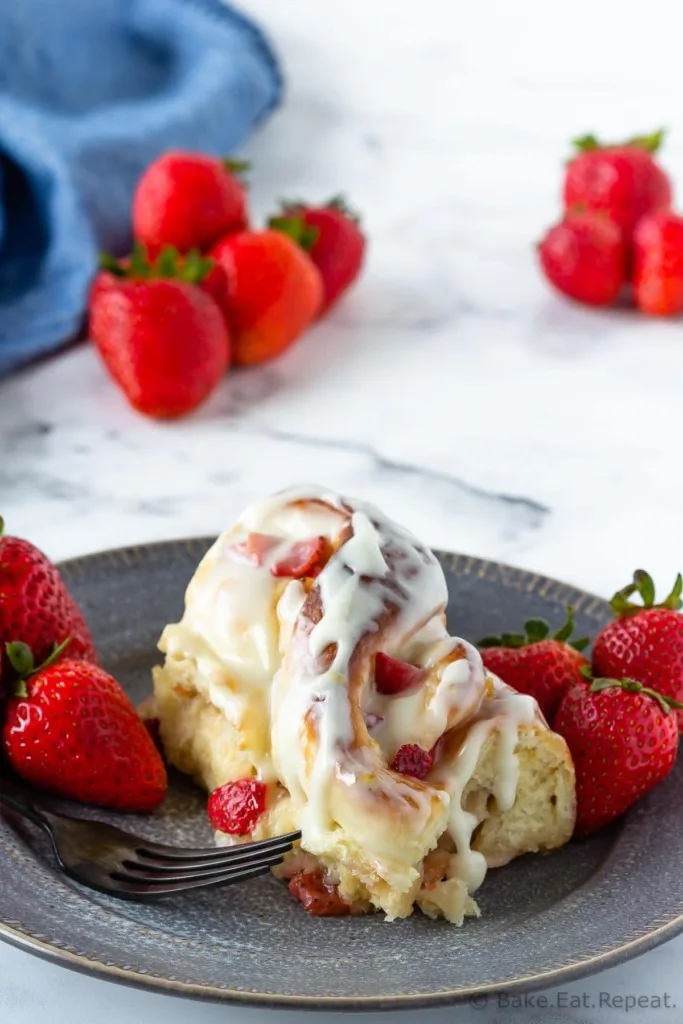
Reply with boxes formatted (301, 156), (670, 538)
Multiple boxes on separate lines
(1, 537), (681, 1011)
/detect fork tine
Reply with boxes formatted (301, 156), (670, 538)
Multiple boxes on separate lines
(135, 832), (300, 869)
(74, 864), (274, 905)
(119, 848), (290, 884)
(134, 829), (301, 862)
(103, 862), (278, 899)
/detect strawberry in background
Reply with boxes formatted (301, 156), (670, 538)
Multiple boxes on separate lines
(268, 196), (366, 314)
(563, 130), (672, 242)
(0, 516), (98, 693)
(209, 229), (322, 365)
(90, 244), (231, 418)
(633, 211), (683, 316)
(537, 211), (626, 307)
(132, 151), (249, 256)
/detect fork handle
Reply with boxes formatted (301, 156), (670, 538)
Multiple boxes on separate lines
(0, 775), (52, 832)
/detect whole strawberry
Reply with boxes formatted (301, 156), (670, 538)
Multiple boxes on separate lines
(90, 244), (231, 418)
(592, 569), (683, 729)
(268, 196), (366, 315)
(132, 151), (249, 257)
(0, 517), (97, 690)
(563, 129), (672, 241)
(554, 672), (681, 836)
(210, 229), (323, 366)
(478, 608), (589, 724)
(633, 212), (683, 316)
(537, 211), (626, 306)
(3, 644), (167, 812)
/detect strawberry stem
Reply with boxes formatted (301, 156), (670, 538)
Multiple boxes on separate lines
(98, 252), (126, 277)
(268, 213), (320, 252)
(221, 157), (251, 182)
(609, 569), (683, 617)
(571, 129), (666, 154)
(98, 244), (216, 286)
(0, 515), (4, 539)
(580, 665), (683, 714)
(5, 637), (72, 691)
(477, 605), (590, 651)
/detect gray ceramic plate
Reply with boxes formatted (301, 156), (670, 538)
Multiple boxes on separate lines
(1, 540), (682, 1011)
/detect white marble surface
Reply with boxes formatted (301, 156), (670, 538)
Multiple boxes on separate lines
(2, 0), (683, 1020)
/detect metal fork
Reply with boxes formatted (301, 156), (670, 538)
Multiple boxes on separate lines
(0, 777), (300, 901)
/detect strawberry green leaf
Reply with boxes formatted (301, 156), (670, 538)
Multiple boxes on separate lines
(572, 134), (601, 152)
(130, 241), (152, 279)
(552, 606), (577, 644)
(524, 618), (550, 643)
(325, 193), (362, 224)
(6, 641), (34, 679)
(478, 605), (592, 651)
(181, 249), (215, 285)
(624, 128), (666, 153)
(609, 569), (683, 617)
(154, 246), (179, 279)
(477, 635), (503, 648)
(268, 214), (319, 252)
(587, 672), (683, 714)
(500, 632), (526, 649)
(98, 251), (126, 276)
(5, 637), (71, 689)
(221, 157), (251, 183)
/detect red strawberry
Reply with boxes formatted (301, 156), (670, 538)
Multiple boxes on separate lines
(209, 230), (323, 366)
(537, 211), (626, 307)
(132, 151), (249, 256)
(268, 196), (366, 314)
(391, 743), (433, 779)
(592, 570), (683, 729)
(288, 870), (351, 916)
(270, 537), (332, 579)
(633, 212), (683, 316)
(554, 672), (681, 836)
(227, 533), (279, 567)
(2, 646), (167, 812)
(0, 518), (97, 688)
(374, 653), (426, 696)
(563, 130), (672, 241)
(478, 608), (589, 724)
(90, 244), (231, 419)
(207, 778), (266, 835)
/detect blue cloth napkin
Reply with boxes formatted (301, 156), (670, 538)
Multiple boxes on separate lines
(0, 0), (282, 377)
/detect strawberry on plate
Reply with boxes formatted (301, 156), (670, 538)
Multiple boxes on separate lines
(90, 244), (231, 419)
(132, 151), (249, 257)
(268, 195), (366, 315)
(0, 516), (97, 690)
(537, 211), (626, 307)
(563, 129), (672, 241)
(209, 229), (323, 366)
(3, 644), (167, 812)
(592, 569), (683, 729)
(478, 607), (589, 724)
(554, 670), (681, 837)
(633, 212), (683, 316)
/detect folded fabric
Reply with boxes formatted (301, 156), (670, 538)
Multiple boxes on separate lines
(0, 0), (283, 377)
